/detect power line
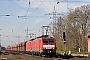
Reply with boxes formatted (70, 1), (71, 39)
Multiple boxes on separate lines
(41, 2), (51, 12)
(15, 0), (46, 35)
(20, 0), (29, 7)
(25, 0), (30, 16)
(56, 0), (90, 3)
(49, 0), (54, 6)
(0, 0), (20, 1)
(0, 0), (54, 37)
(9, 0), (29, 12)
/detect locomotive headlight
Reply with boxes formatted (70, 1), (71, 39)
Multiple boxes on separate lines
(43, 47), (46, 49)
(52, 47), (54, 49)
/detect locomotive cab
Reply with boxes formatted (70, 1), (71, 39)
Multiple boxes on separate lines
(41, 36), (56, 55)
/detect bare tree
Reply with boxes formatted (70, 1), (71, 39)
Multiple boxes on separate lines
(66, 4), (90, 52)
(49, 4), (90, 52)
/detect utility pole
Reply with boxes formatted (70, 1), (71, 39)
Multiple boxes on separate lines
(45, 6), (61, 37)
(0, 29), (1, 50)
(0, 34), (1, 50)
(24, 27), (30, 41)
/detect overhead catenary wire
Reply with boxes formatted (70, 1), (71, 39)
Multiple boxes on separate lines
(20, 0), (29, 7)
(9, 0), (31, 12)
(49, 0), (54, 6)
(27, 0), (62, 31)
(17, 0), (89, 36)
(2, 0), (89, 36)
(15, 0), (31, 35)
(56, 0), (90, 3)
(40, 0), (51, 12)
(2, 0), (90, 3)
(15, 0), (46, 35)
(25, 0), (31, 17)
(2, 0), (89, 33)
(0, 0), (20, 1)
(7, 0), (30, 37)
(0, 17), (14, 26)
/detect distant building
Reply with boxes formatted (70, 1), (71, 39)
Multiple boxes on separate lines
(88, 35), (90, 52)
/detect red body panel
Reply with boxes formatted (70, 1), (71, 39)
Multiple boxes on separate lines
(26, 41), (32, 51)
(32, 38), (41, 51)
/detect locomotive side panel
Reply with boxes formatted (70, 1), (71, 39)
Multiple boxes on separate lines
(26, 41), (30, 51)
(32, 38), (42, 52)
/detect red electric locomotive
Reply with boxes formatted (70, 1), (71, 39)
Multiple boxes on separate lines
(5, 35), (56, 56)
(28, 35), (56, 56)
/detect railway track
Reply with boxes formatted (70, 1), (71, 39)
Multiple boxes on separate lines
(0, 51), (90, 60)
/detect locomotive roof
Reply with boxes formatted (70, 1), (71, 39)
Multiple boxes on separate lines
(29, 35), (54, 41)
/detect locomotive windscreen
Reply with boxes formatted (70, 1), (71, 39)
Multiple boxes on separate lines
(43, 39), (54, 43)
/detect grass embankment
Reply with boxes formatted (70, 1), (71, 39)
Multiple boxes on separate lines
(0, 54), (31, 60)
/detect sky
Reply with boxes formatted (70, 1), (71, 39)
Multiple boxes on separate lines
(0, 0), (90, 47)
